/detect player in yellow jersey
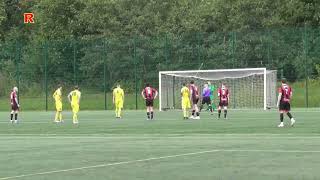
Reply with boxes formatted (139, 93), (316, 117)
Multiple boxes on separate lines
(53, 85), (63, 123)
(181, 83), (191, 119)
(113, 84), (124, 118)
(68, 86), (81, 124)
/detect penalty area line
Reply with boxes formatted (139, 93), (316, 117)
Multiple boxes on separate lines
(1, 149), (320, 179)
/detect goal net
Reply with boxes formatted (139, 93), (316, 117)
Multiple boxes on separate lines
(159, 68), (277, 111)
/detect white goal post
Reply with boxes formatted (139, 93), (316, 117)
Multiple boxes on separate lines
(159, 68), (277, 111)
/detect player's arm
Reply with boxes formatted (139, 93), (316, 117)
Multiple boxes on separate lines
(277, 92), (282, 108)
(15, 96), (19, 107)
(10, 94), (13, 105)
(112, 89), (115, 104)
(276, 87), (283, 107)
(122, 90), (124, 102)
(78, 92), (81, 104)
(154, 89), (158, 99)
(53, 91), (56, 99)
(141, 90), (146, 99)
(67, 92), (72, 103)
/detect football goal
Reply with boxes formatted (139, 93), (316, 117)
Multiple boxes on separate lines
(159, 68), (277, 111)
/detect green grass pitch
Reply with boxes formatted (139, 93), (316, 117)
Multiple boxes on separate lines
(0, 109), (320, 180)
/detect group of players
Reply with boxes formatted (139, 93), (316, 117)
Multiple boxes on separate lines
(181, 80), (229, 120)
(8, 78), (295, 127)
(112, 78), (295, 127)
(9, 85), (81, 124)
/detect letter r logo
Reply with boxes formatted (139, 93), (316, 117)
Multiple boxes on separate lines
(24, 13), (34, 24)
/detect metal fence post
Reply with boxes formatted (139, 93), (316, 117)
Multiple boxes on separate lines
(44, 42), (48, 111)
(103, 40), (107, 110)
(197, 32), (201, 66)
(73, 40), (77, 85)
(303, 25), (309, 108)
(15, 41), (21, 104)
(267, 29), (272, 68)
(231, 32), (236, 108)
(133, 37), (138, 110)
(165, 34), (169, 69)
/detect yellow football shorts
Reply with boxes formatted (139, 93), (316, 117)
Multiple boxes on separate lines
(181, 98), (191, 109)
(55, 101), (62, 111)
(71, 103), (79, 113)
(115, 100), (123, 109)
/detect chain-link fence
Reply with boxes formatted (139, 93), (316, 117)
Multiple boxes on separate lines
(0, 27), (319, 110)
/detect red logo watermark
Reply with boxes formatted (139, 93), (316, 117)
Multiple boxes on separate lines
(23, 13), (34, 24)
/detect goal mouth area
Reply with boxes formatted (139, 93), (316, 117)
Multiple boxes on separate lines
(159, 68), (277, 111)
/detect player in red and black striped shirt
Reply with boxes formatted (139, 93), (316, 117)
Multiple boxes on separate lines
(189, 80), (200, 119)
(10, 87), (20, 123)
(277, 78), (295, 127)
(141, 83), (158, 120)
(217, 83), (229, 119)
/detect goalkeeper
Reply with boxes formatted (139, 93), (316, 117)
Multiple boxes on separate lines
(208, 82), (216, 112)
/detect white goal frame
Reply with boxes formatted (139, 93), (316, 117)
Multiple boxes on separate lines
(159, 68), (275, 111)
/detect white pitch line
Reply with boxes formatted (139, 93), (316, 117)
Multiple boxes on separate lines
(0, 133), (313, 136)
(0, 149), (219, 180)
(0, 136), (320, 139)
(0, 122), (48, 124)
(1, 149), (320, 180)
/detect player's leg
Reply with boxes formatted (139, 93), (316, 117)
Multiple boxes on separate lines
(116, 106), (120, 118)
(56, 102), (63, 122)
(54, 103), (58, 122)
(186, 100), (191, 119)
(10, 110), (14, 123)
(190, 101), (196, 119)
(73, 112), (78, 124)
(183, 99), (190, 119)
(218, 103), (222, 119)
(278, 102), (285, 127)
(118, 100), (123, 118)
(200, 98), (205, 112)
(10, 104), (17, 123)
(75, 104), (79, 123)
(211, 96), (216, 112)
(181, 99), (186, 118)
(194, 99), (200, 119)
(147, 107), (150, 120)
(287, 112), (295, 126)
(72, 104), (79, 124)
(285, 103), (295, 126)
(55, 105), (60, 123)
(59, 103), (63, 122)
(118, 107), (122, 118)
(59, 111), (63, 122)
(145, 99), (149, 120)
(278, 111), (284, 127)
(207, 98), (213, 113)
(223, 106), (228, 119)
(115, 104), (118, 118)
(14, 110), (19, 123)
(54, 111), (59, 122)
(150, 106), (154, 120)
